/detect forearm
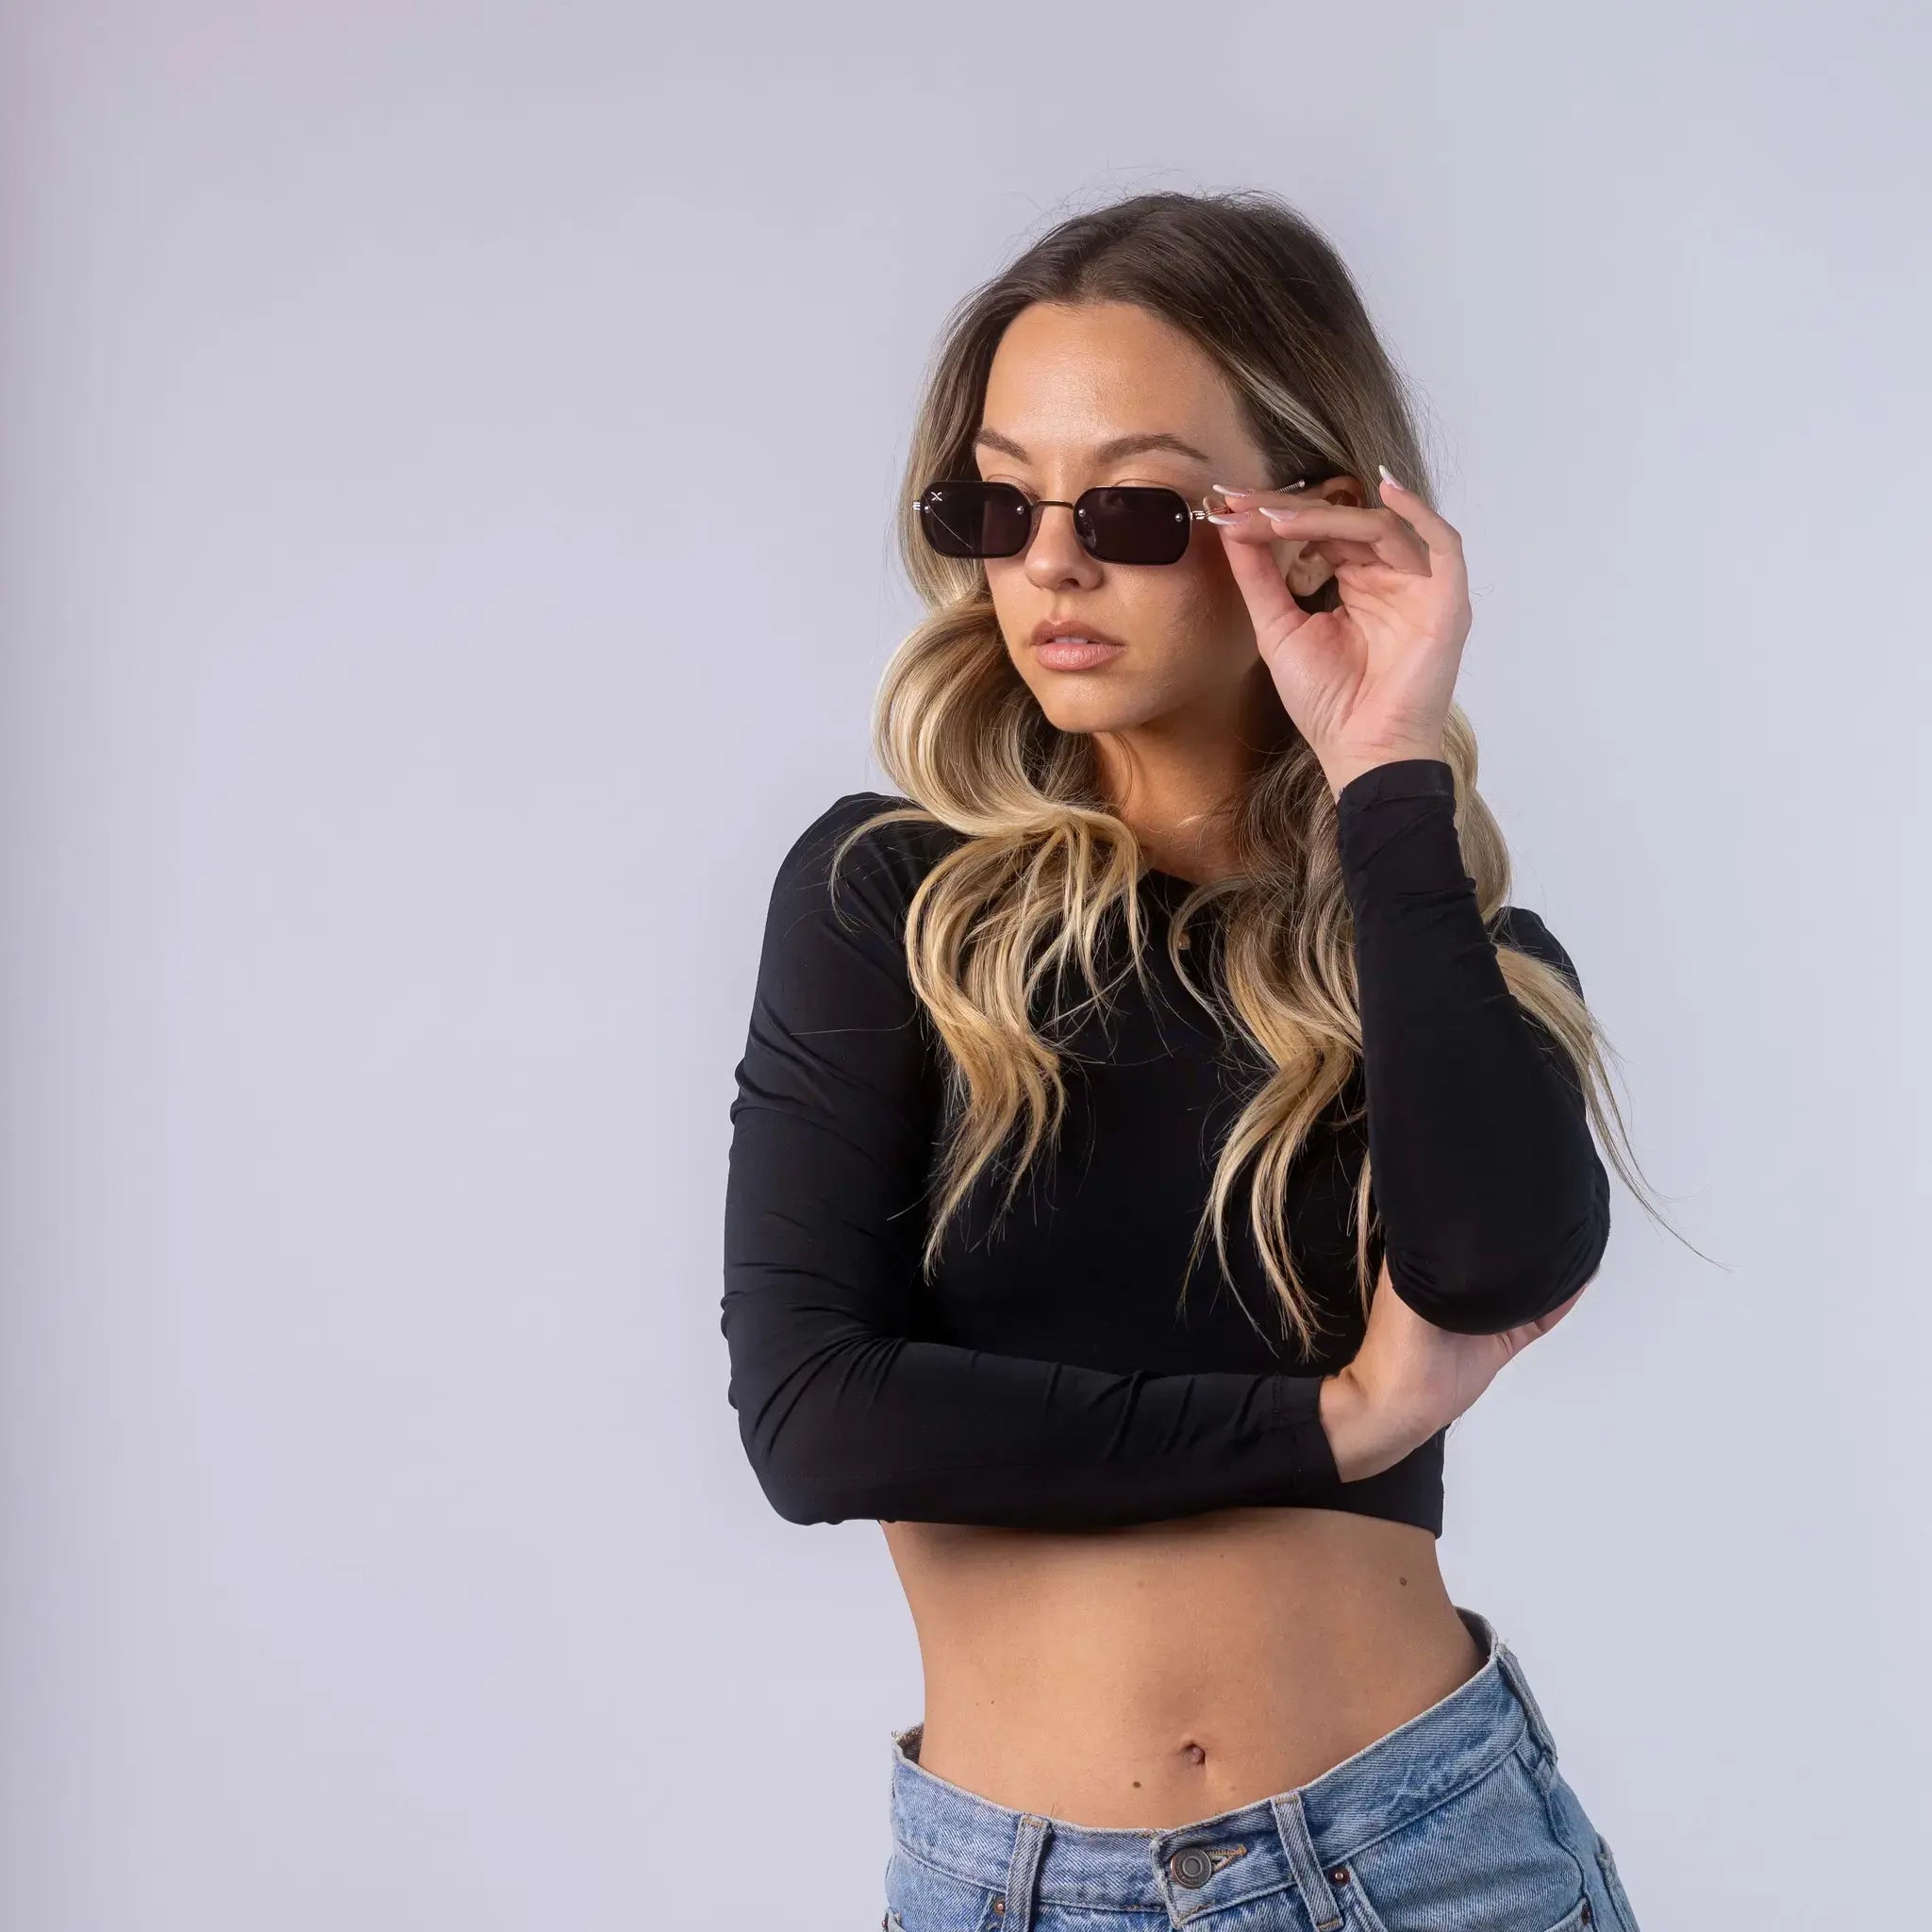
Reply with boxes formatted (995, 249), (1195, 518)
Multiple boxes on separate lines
(724, 1313), (1344, 1527)
(1335, 758), (1610, 1333)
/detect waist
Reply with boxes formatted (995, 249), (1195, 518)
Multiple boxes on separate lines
(888, 1606), (1555, 1918)
(881, 1504), (1484, 1828)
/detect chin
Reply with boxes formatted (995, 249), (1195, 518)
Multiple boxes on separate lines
(1024, 683), (1158, 736)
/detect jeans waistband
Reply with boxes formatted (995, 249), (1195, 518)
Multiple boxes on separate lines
(888, 1605), (1561, 1929)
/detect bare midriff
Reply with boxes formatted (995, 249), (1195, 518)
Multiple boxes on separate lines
(880, 1504), (1486, 1830)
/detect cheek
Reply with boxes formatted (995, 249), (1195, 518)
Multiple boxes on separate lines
(1193, 537), (1282, 626)
(1164, 560), (1241, 636)
(1149, 565), (1258, 677)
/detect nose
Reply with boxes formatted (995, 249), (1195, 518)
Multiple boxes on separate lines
(1022, 500), (1100, 588)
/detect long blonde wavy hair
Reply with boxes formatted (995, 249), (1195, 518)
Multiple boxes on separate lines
(834, 189), (1663, 1362)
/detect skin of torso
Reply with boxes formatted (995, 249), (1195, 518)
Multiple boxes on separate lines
(870, 306), (1511, 1834)
(881, 1505), (1484, 1829)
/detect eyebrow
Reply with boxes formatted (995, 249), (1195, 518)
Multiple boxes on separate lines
(972, 427), (1216, 467)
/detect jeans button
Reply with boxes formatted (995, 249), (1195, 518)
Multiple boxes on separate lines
(1170, 1846), (1214, 1888)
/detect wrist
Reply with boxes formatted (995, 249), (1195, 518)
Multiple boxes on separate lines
(1318, 1370), (1419, 1483)
(1323, 744), (1447, 801)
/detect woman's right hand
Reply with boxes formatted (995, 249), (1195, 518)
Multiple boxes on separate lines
(1317, 1257), (1585, 1481)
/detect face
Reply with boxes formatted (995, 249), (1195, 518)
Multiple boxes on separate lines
(974, 299), (1345, 750)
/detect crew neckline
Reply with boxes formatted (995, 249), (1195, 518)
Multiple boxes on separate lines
(1138, 864), (1233, 897)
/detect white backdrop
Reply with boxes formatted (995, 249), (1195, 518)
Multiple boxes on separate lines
(3, 4), (1926, 1926)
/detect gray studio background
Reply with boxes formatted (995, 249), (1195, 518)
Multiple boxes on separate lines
(3, 5), (1926, 1927)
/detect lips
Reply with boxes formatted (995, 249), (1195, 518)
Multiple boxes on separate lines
(1032, 620), (1126, 650)
(1032, 635), (1125, 671)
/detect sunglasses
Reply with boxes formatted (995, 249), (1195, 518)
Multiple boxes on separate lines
(913, 475), (1315, 567)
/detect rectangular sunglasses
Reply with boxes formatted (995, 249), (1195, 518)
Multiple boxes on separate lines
(913, 475), (1314, 566)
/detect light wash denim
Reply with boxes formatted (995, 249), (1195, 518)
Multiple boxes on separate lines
(886, 1607), (1641, 1931)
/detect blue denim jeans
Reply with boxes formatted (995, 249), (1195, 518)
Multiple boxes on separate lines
(886, 1606), (1641, 1931)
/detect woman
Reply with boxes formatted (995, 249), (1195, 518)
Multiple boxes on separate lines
(722, 190), (1655, 1931)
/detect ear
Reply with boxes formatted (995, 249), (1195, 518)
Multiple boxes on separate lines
(1284, 545), (1335, 599)
(1279, 474), (1363, 599)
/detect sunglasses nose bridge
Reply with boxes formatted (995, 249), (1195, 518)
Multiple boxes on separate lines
(1014, 495), (1088, 561)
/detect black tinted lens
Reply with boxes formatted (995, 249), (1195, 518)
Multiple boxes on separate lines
(917, 481), (1030, 558)
(1075, 486), (1192, 564)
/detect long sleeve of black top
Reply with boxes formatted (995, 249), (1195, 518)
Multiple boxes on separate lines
(721, 764), (1611, 1531)
(720, 795), (1342, 1529)
(1337, 758), (1611, 1332)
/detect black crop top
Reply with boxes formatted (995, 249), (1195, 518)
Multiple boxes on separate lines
(720, 758), (1610, 1536)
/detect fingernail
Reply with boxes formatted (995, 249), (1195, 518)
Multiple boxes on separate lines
(1211, 482), (1255, 500)
(1377, 462), (1404, 491)
(1205, 511), (1244, 525)
(1261, 505), (1301, 523)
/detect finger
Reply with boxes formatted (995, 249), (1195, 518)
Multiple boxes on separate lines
(1256, 502), (1432, 575)
(1202, 503), (1290, 545)
(1526, 1288), (1588, 1339)
(1214, 513), (1316, 641)
(1491, 1290), (1584, 1359)
(1372, 470), (1470, 585)
(1208, 499), (1387, 570)
(1291, 533), (1392, 569)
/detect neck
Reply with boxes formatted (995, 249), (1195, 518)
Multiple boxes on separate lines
(1092, 671), (1289, 884)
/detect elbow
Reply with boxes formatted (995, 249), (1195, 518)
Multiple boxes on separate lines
(1387, 1161), (1611, 1335)
(748, 1463), (840, 1527)
(749, 1453), (918, 1527)
(732, 1411), (838, 1524)
(736, 1407), (889, 1527)
(742, 1441), (858, 1526)
(724, 1324), (913, 1527)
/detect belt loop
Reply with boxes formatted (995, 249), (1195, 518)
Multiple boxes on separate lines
(1495, 1639), (1560, 1766)
(1002, 1813), (1051, 1931)
(1267, 1790), (1343, 1932)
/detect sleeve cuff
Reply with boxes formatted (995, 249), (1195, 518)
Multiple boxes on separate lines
(1333, 758), (1468, 904)
(1265, 1375), (1341, 1491)
(1334, 757), (1456, 818)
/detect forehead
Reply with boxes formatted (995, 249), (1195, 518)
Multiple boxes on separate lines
(979, 300), (1253, 467)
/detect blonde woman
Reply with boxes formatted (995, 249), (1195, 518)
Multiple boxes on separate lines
(723, 189), (1652, 1931)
